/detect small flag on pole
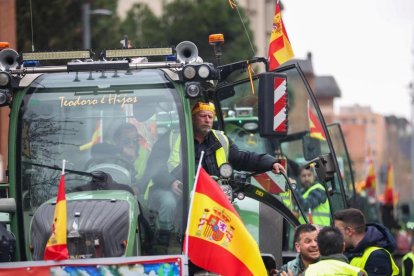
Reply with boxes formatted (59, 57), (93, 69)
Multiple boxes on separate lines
(365, 160), (377, 196)
(383, 164), (395, 206)
(43, 160), (69, 260)
(308, 102), (326, 141)
(268, 0), (294, 71)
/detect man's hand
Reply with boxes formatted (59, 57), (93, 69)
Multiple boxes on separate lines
(272, 162), (286, 174)
(171, 180), (183, 198)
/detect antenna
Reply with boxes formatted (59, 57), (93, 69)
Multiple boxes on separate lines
(29, 0), (35, 51)
(229, 1), (255, 57)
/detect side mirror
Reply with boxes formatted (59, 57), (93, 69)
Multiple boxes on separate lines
(304, 153), (335, 183)
(258, 72), (288, 137)
(303, 135), (322, 161)
(0, 198), (16, 213)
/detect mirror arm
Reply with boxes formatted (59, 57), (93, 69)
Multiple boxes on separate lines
(304, 153), (336, 183)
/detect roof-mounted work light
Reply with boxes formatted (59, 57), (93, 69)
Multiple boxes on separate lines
(22, 50), (92, 61)
(104, 47), (173, 59)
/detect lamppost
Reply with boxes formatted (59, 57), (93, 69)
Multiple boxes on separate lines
(82, 3), (112, 50)
(411, 82), (414, 201)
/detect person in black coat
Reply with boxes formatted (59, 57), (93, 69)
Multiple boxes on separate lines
(192, 101), (284, 175)
(333, 208), (399, 276)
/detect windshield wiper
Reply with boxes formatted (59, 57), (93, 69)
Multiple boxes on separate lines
(22, 161), (96, 178)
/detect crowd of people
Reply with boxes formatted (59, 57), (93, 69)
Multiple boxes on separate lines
(275, 208), (400, 276)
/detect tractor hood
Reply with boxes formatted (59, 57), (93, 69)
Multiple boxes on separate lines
(30, 190), (138, 260)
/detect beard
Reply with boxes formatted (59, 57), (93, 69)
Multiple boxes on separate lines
(195, 124), (211, 137)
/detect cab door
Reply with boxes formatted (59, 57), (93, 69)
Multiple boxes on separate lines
(266, 63), (355, 215)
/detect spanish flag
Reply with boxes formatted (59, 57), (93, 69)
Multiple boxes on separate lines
(268, 1), (294, 71)
(184, 168), (267, 276)
(383, 164), (395, 206)
(308, 105), (326, 141)
(365, 160), (377, 196)
(43, 163), (69, 260)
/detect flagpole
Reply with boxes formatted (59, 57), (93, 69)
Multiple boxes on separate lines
(183, 151), (205, 255)
(62, 159), (66, 175)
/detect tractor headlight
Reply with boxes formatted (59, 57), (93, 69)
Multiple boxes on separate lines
(183, 65), (197, 80)
(0, 72), (11, 87)
(181, 63), (219, 81)
(185, 82), (201, 98)
(219, 163), (233, 178)
(198, 64), (211, 79)
(0, 89), (11, 106)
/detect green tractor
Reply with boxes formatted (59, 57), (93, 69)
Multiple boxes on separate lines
(0, 38), (355, 274)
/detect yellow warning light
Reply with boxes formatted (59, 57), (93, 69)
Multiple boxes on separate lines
(0, 42), (10, 50)
(209, 34), (224, 45)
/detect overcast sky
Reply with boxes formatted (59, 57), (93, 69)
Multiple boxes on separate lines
(282, 0), (414, 120)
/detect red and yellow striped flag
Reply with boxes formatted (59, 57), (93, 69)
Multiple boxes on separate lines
(268, 1), (294, 71)
(184, 168), (267, 276)
(308, 106), (326, 141)
(43, 168), (69, 260)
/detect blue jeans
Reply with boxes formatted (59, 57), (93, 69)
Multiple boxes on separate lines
(148, 189), (181, 232)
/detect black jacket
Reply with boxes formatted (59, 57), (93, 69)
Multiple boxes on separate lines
(345, 223), (397, 276)
(194, 130), (277, 177)
(148, 130), (278, 190)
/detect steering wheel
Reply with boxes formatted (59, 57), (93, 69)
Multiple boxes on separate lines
(84, 156), (136, 186)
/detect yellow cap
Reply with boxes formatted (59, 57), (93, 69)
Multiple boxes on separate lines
(192, 102), (215, 115)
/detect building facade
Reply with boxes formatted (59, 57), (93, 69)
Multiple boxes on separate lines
(336, 105), (412, 203)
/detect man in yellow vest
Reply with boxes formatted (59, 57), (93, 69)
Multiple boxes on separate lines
(304, 226), (367, 275)
(146, 102), (285, 252)
(295, 167), (331, 226)
(402, 240), (414, 276)
(333, 208), (399, 276)
(192, 101), (284, 176)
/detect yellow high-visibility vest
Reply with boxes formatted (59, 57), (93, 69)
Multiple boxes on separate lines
(210, 129), (229, 167)
(305, 259), (367, 276)
(298, 183), (331, 226)
(350, 246), (399, 276)
(402, 252), (414, 276)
